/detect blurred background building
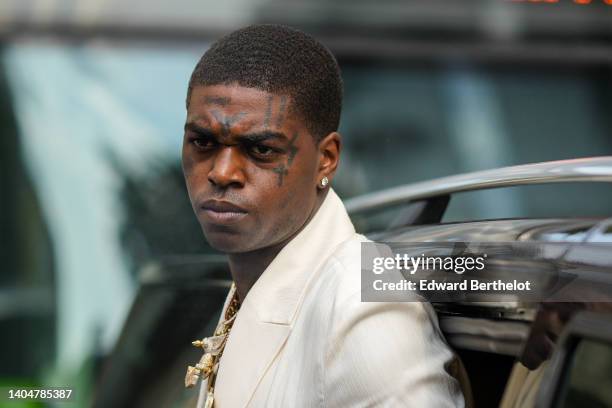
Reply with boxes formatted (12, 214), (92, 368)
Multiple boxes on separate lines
(0, 0), (611, 406)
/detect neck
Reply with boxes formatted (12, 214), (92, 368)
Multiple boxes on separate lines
(228, 189), (328, 301)
(228, 243), (284, 302)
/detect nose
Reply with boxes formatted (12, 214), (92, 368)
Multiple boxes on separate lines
(208, 146), (246, 188)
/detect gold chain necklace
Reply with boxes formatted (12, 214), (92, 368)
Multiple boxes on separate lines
(185, 283), (241, 408)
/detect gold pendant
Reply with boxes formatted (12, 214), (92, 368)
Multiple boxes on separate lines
(185, 283), (240, 393)
(184, 365), (200, 388)
(195, 335), (226, 354)
(198, 353), (214, 376)
(204, 388), (214, 408)
(185, 353), (214, 389)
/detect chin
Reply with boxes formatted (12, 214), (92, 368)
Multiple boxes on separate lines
(210, 242), (251, 254)
(204, 231), (253, 254)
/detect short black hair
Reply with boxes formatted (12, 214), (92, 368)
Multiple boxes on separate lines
(187, 24), (343, 141)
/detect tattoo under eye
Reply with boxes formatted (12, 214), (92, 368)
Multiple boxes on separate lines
(269, 132), (299, 187)
(272, 165), (288, 186)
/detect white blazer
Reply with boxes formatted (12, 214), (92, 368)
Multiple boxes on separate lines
(197, 189), (465, 407)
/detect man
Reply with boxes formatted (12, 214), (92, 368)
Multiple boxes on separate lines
(182, 24), (465, 407)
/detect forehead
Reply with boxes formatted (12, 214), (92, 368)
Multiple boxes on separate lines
(188, 85), (286, 117)
(186, 85), (302, 137)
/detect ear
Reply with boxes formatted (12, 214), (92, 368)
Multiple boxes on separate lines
(316, 131), (341, 188)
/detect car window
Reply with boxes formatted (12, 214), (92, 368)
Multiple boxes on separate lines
(335, 65), (612, 222)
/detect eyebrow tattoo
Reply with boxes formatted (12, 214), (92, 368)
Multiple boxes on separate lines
(275, 96), (287, 128)
(204, 96), (231, 106)
(210, 110), (246, 137)
(263, 95), (273, 128)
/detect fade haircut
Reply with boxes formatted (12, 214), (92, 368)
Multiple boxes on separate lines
(187, 24), (343, 142)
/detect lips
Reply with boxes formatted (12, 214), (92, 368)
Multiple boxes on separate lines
(199, 199), (248, 225)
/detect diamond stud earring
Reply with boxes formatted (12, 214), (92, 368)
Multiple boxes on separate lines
(320, 176), (329, 188)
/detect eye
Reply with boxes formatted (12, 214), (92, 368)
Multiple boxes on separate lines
(191, 136), (216, 150)
(251, 145), (274, 156)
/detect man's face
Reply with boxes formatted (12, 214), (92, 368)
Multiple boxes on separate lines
(182, 84), (321, 253)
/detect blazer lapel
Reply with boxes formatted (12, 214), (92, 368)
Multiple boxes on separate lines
(213, 301), (291, 407)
